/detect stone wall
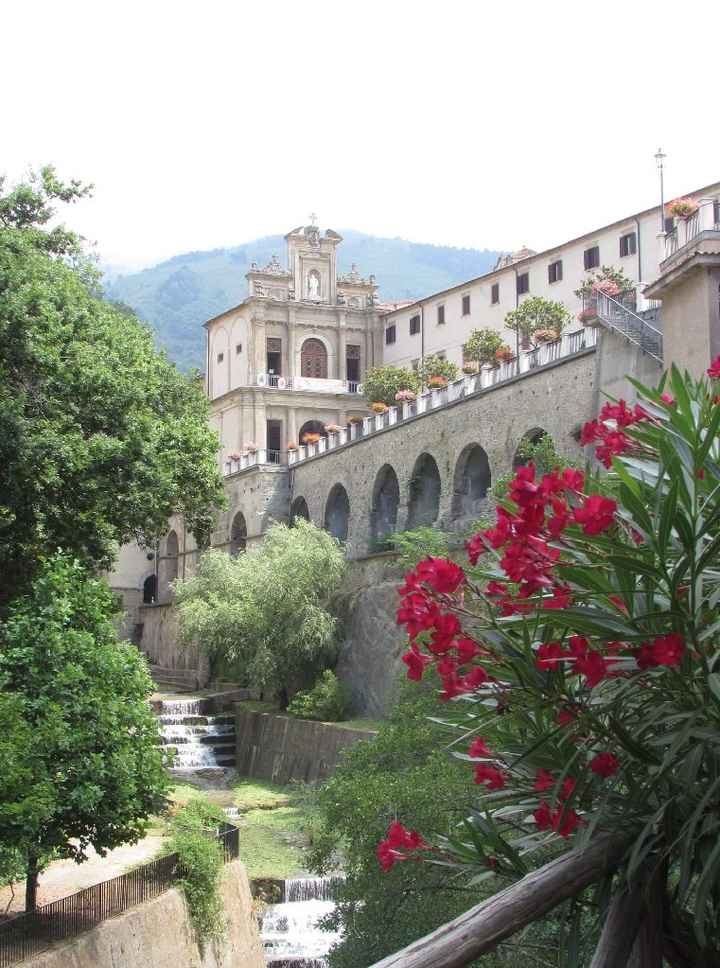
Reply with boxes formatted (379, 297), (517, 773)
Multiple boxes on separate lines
(25, 860), (264, 968)
(290, 348), (596, 558)
(216, 463), (290, 550)
(235, 707), (376, 784)
(139, 602), (208, 684)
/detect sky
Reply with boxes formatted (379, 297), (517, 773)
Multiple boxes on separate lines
(4, 0), (719, 270)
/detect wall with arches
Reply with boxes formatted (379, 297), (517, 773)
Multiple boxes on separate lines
(288, 350), (595, 557)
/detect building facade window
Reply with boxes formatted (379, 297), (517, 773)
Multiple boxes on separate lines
(217, 352), (224, 363)
(462, 294), (471, 316)
(409, 314), (421, 335)
(584, 246), (600, 270)
(619, 232), (637, 257)
(516, 272), (529, 295)
(548, 260), (563, 284)
(491, 283), (499, 304)
(714, 200), (720, 226)
(346, 344), (361, 383)
(437, 304), (445, 325)
(300, 338), (328, 378)
(235, 343), (242, 354)
(266, 337), (282, 375)
(385, 324), (396, 345)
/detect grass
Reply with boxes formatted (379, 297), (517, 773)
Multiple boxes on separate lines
(237, 699), (382, 733)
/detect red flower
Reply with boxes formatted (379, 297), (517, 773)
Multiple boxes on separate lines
(708, 354), (720, 379)
(534, 769), (555, 792)
(551, 805), (583, 837)
(415, 557), (466, 594)
(542, 584), (573, 609)
(485, 580), (508, 598)
(456, 638), (481, 663)
(590, 752), (620, 778)
(428, 612), (462, 654)
(534, 801), (552, 830)
(557, 707), (578, 727)
(468, 737), (492, 758)
(559, 777), (576, 801)
(608, 594), (628, 614)
(402, 645), (432, 681)
(474, 764), (506, 790)
(573, 495), (617, 535)
(562, 468), (585, 491)
(536, 641), (566, 670)
(660, 392), (676, 406)
(460, 665), (489, 691)
(574, 649), (609, 689)
(651, 632), (685, 667)
(377, 821), (429, 871)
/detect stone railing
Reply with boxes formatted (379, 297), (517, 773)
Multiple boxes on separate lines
(223, 449), (283, 477)
(287, 327), (597, 467)
(256, 373), (363, 394)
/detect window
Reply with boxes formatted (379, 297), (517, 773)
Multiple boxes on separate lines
(491, 283), (500, 305)
(266, 337), (282, 375)
(346, 344), (360, 383)
(664, 216), (675, 234)
(714, 200), (720, 226)
(217, 352), (224, 363)
(409, 314), (421, 335)
(235, 343), (242, 354)
(385, 325), (396, 345)
(619, 232), (637, 257)
(584, 246), (600, 270)
(462, 294), (471, 316)
(516, 272), (529, 295)
(548, 260), (563, 284)
(437, 304), (445, 325)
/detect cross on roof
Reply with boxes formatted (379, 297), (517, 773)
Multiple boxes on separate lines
(308, 212), (318, 226)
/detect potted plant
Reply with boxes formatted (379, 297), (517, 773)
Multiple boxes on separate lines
(667, 196), (699, 220)
(577, 308), (598, 325)
(427, 375), (448, 389)
(348, 415), (364, 424)
(462, 364), (478, 375)
(495, 345), (515, 364)
(395, 389), (417, 402)
(228, 451), (242, 461)
(371, 402), (389, 413)
(324, 423), (343, 433)
(287, 442), (298, 451)
(243, 441), (258, 454)
(533, 328), (559, 344)
(302, 432), (321, 445)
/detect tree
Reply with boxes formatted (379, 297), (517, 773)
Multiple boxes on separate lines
(0, 167), (225, 609)
(363, 365), (420, 407)
(0, 555), (169, 912)
(174, 520), (346, 706)
(382, 363), (720, 963)
(463, 329), (504, 369)
(504, 297), (571, 347)
(574, 264), (636, 301)
(417, 354), (459, 386)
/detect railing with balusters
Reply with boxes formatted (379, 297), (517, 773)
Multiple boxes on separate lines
(584, 291), (663, 362)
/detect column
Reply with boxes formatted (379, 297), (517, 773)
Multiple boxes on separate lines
(287, 306), (297, 381)
(254, 316), (266, 384)
(338, 322), (347, 382)
(253, 397), (267, 448)
(287, 406), (297, 448)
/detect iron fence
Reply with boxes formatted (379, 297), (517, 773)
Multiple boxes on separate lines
(0, 823), (239, 968)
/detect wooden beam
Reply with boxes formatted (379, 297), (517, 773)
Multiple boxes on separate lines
(369, 835), (629, 968)
(589, 884), (644, 968)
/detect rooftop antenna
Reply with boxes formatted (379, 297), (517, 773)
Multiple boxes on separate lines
(654, 148), (667, 232)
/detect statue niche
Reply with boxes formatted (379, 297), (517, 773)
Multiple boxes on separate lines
(307, 269), (321, 300)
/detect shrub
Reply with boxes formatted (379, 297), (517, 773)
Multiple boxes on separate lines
(287, 670), (351, 722)
(504, 297), (571, 346)
(418, 354), (459, 386)
(574, 264), (635, 300)
(463, 328), (504, 367)
(363, 366), (419, 407)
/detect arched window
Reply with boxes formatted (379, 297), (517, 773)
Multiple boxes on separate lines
(301, 338), (328, 379)
(163, 530), (179, 599)
(325, 484), (350, 542)
(143, 574), (157, 605)
(407, 453), (441, 529)
(298, 419), (328, 445)
(513, 428), (547, 469)
(371, 465), (400, 548)
(230, 512), (247, 556)
(290, 497), (310, 526)
(452, 444), (491, 519)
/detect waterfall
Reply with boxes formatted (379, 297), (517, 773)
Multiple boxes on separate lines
(155, 698), (236, 774)
(261, 876), (344, 966)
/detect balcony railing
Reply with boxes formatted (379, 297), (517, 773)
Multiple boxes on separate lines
(287, 328), (597, 467)
(583, 291), (662, 362)
(662, 197), (720, 263)
(257, 374), (363, 394)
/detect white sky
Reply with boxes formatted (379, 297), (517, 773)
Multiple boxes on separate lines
(4, 0), (719, 269)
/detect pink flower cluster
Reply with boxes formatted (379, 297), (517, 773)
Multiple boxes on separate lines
(580, 400), (649, 468)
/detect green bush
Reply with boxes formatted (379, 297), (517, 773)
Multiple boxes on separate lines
(388, 527), (454, 569)
(417, 354), (459, 385)
(363, 366), (420, 407)
(287, 670), (351, 722)
(167, 799), (227, 944)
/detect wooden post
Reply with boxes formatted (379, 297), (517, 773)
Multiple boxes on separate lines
(369, 835), (629, 968)
(589, 883), (644, 968)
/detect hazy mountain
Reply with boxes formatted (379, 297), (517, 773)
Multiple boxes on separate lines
(104, 230), (502, 370)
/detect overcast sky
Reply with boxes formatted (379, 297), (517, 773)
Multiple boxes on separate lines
(4, 0), (718, 270)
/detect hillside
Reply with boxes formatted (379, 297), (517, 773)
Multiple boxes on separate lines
(104, 230), (501, 370)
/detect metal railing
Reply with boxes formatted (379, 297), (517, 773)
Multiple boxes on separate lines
(585, 291), (663, 362)
(664, 226), (679, 258)
(0, 824), (239, 968)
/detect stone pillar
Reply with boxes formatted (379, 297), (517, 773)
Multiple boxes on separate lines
(253, 314), (266, 384)
(253, 397), (267, 448)
(287, 305), (296, 381)
(287, 406), (297, 447)
(337, 314), (347, 382)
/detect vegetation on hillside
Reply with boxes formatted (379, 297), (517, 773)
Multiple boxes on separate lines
(174, 520), (346, 706)
(105, 233), (501, 370)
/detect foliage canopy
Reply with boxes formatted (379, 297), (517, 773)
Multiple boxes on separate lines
(504, 296), (571, 344)
(363, 365), (420, 406)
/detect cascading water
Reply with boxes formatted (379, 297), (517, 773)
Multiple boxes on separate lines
(156, 698), (236, 775)
(261, 876), (344, 967)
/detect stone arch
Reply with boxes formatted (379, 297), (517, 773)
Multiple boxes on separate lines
(290, 496), (310, 526)
(513, 427), (548, 468)
(452, 444), (492, 518)
(407, 453), (442, 529)
(370, 464), (400, 548)
(301, 338), (328, 379)
(299, 419), (327, 445)
(230, 511), (247, 556)
(142, 573), (157, 605)
(325, 484), (350, 541)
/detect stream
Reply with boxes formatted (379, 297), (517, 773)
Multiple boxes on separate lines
(261, 876), (344, 967)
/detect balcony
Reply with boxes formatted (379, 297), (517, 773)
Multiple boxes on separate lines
(662, 197), (720, 266)
(258, 374), (362, 394)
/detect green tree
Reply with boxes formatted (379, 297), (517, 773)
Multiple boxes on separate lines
(174, 520), (346, 706)
(363, 365), (420, 407)
(504, 296), (571, 346)
(418, 353), (459, 386)
(0, 555), (169, 911)
(463, 328), (504, 368)
(0, 167), (225, 609)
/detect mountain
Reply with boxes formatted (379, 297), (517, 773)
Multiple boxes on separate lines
(104, 230), (502, 370)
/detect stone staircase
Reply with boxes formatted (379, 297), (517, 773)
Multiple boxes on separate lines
(156, 697), (236, 778)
